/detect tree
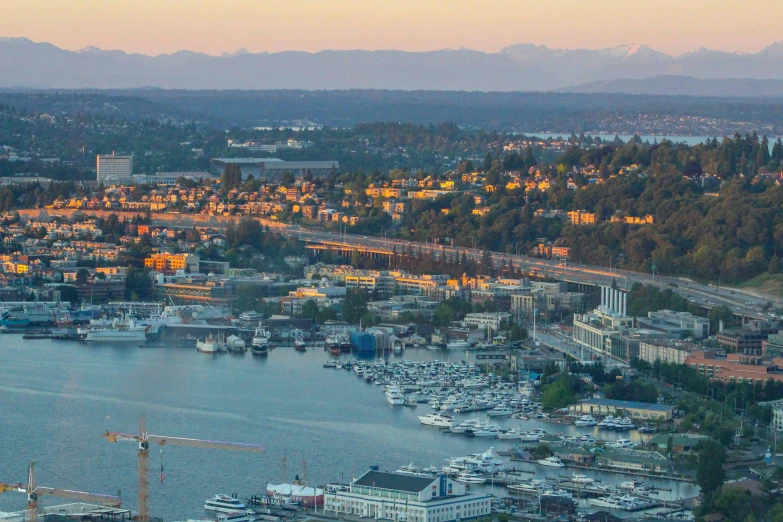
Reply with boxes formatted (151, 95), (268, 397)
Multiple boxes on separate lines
(770, 254), (781, 274)
(696, 439), (726, 503)
(75, 268), (91, 284)
(541, 376), (576, 409)
(300, 300), (319, 321)
(220, 163), (242, 191)
(342, 289), (367, 324)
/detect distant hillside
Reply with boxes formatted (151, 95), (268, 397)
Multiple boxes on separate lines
(559, 75), (783, 97)
(7, 38), (783, 91)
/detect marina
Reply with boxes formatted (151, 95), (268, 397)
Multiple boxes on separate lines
(0, 336), (699, 522)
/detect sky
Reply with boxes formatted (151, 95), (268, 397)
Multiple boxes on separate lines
(2, 0), (782, 56)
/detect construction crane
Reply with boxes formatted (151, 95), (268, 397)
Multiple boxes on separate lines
(103, 414), (265, 522)
(0, 461), (122, 522)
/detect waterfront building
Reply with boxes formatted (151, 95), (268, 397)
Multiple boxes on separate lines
(649, 433), (707, 453)
(463, 312), (512, 331)
(324, 469), (491, 522)
(568, 398), (675, 421)
(596, 450), (672, 474)
(97, 153), (133, 184)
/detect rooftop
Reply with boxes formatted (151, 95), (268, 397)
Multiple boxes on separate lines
(578, 398), (674, 412)
(353, 470), (435, 493)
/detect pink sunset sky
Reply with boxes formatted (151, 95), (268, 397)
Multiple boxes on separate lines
(2, 0), (781, 56)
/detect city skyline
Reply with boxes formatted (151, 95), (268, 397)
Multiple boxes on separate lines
(2, 0), (782, 57)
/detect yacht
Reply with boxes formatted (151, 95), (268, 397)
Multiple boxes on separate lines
(418, 413), (453, 428)
(451, 419), (482, 434)
(570, 473), (594, 484)
(519, 430), (545, 442)
(498, 427), (524, 440)
(215, 513), (253, 522)
(456, 471), (486, 484)
(574, 414), (597, 426)
(618, 480), (650, 491)
(472, 422), (502, 437)
(589, 496), (624, 509)
(446, 339), (470, 350)
(597, 415), (617, 429)
(606, 437), (635, 449)
(385, 386), (405, 405)
(294, 337), (307, 351)
(204, 495), (247, 514)
(487, 405), (513, 417)
(536, 456), (565, 468)
(507, 479), (547, 495)
(540, 488), (572, 500)
(616, 417), (635, 430)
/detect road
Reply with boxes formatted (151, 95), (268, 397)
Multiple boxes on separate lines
(287, 227), (778, 321)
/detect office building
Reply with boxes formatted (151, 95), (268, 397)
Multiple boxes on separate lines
(637, 310), (710, 339)
(97, 154), (133, 184)
(686, 350), (783, 384)
(572, 286), (632, 359)
(144, 254), (200, 274)
(638, 340), (693, 365)
(324, 469), (491, 522)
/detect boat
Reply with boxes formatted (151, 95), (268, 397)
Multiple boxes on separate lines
(215, 513), (253, 522)
(294, 337), (306, 351)
(337, 333), (351, 353)
(204, 495), (247, 514)
(266, 483), (324, 507)
(238, 311), (264, 322)
(487, 405), (513, 417)
(446, 339), (470, 350)
(418, 413), (453, 428)
(606, 437), (635, 449)
(472, 423), (502, 437)
(83, 317), (149, 343)
(637, 426), (657, 433)
(197, 336), (225, 354)
(507, 479), (547, 495)
(536, 456), (565, 468)
(405, 397), (418, 407)
(519, 430), (545, 442)
(575, 414), (597, 426)
(498, 427), (524, 440)
(589, 496), (624, 509)
(456, 471), (486, 484)
(597, 415), (617, 428)
(226, 335), (246, 353)
(251, 343), (269, 356)
(385, 386), (405, 405)
(618, 480), (648, 491)
(540, 488), (572, 500)
(616, 417), (635, 430)
(570, 473), (594, 484)
(451, 419), (482, 434)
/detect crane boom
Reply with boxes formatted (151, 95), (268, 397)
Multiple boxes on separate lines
(103, 415), (265, 522)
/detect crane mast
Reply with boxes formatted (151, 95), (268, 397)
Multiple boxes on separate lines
(104, 414), (265, 522)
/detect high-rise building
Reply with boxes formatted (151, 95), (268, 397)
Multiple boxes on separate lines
(97, 153), (133, 184)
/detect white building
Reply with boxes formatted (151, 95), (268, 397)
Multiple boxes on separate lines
(463, 312), (512, 331)
(325, 470), (491, 522)
(209, 158), (338, 180)
(572, 286), (632, 359)
(637, 310), (710, 339)
(97, 153), (133, 184)
(638, 341), (692, 365)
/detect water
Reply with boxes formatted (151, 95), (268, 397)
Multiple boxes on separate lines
(0, 338), (698, 520)
(518, 132), (715, 147)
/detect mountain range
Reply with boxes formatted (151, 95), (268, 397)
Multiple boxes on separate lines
(4, 37), (783, 94)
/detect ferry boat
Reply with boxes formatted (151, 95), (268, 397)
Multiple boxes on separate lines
(418, 413), (453, 428)
(575, 414), (597, 426)
(204, 494), (247, 513)
(536, 456), (565, 468)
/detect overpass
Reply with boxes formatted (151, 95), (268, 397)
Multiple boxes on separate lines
(19, 208), (778, 320)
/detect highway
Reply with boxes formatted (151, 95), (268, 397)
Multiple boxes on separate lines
(285, 226), (779, 321)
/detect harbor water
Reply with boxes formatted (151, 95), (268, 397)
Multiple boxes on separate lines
(0, 338), (698, 520)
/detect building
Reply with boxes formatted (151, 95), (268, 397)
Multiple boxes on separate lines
(568, 398), (675, 421)
(324, 469), (491, 522)
(758, 399), (783, 432)
(97, 154), (133, 184)
(649, 433), (707, 453)
(209, 158), (339, 180)
(637, 310), (710, 339)
(596, 450), (672, 474)
(463, 312), (512, 331)
(686, 350), (783, 384)
(572, 287), (632, 359)
(144, 253), (200, 274)
(567, 210), (596, 225)
(638, 340), (692, 365)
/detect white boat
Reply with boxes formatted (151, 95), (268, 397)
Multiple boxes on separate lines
(385, 386), (405, 405)
(536, 456), (565, 468)
(606, 437), (635, 449)
(418, 413), (453, 428)
(574, 414), (597, 426)
(590, 496), (624, 509)
(226, 335), (246, 353)
(616, 417), (635, 430)
(238, 311), (264, 322)
(204, 495), (247, 514)
(294, 337), (306, 351)
(451, 419), (482, 434)
(487, 405), (513, 417)
(519, 430), (545, 442)
(540, 488), (572, 500)
(446, 339), (470, 350)
(498, 427), (524, 440)
(456, 471), (486, 484)
(251, 327), (270, 348)
(597, 415), (616, 428)
(197, 336), (225, 354)
(570, 473), (594, 484)
(83, 317), (148, 343)
(472, 421), (502, 437)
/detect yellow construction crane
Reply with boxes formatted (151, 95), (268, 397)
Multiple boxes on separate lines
(0, 461), (122, 522)
(103, 414), (265, 522)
